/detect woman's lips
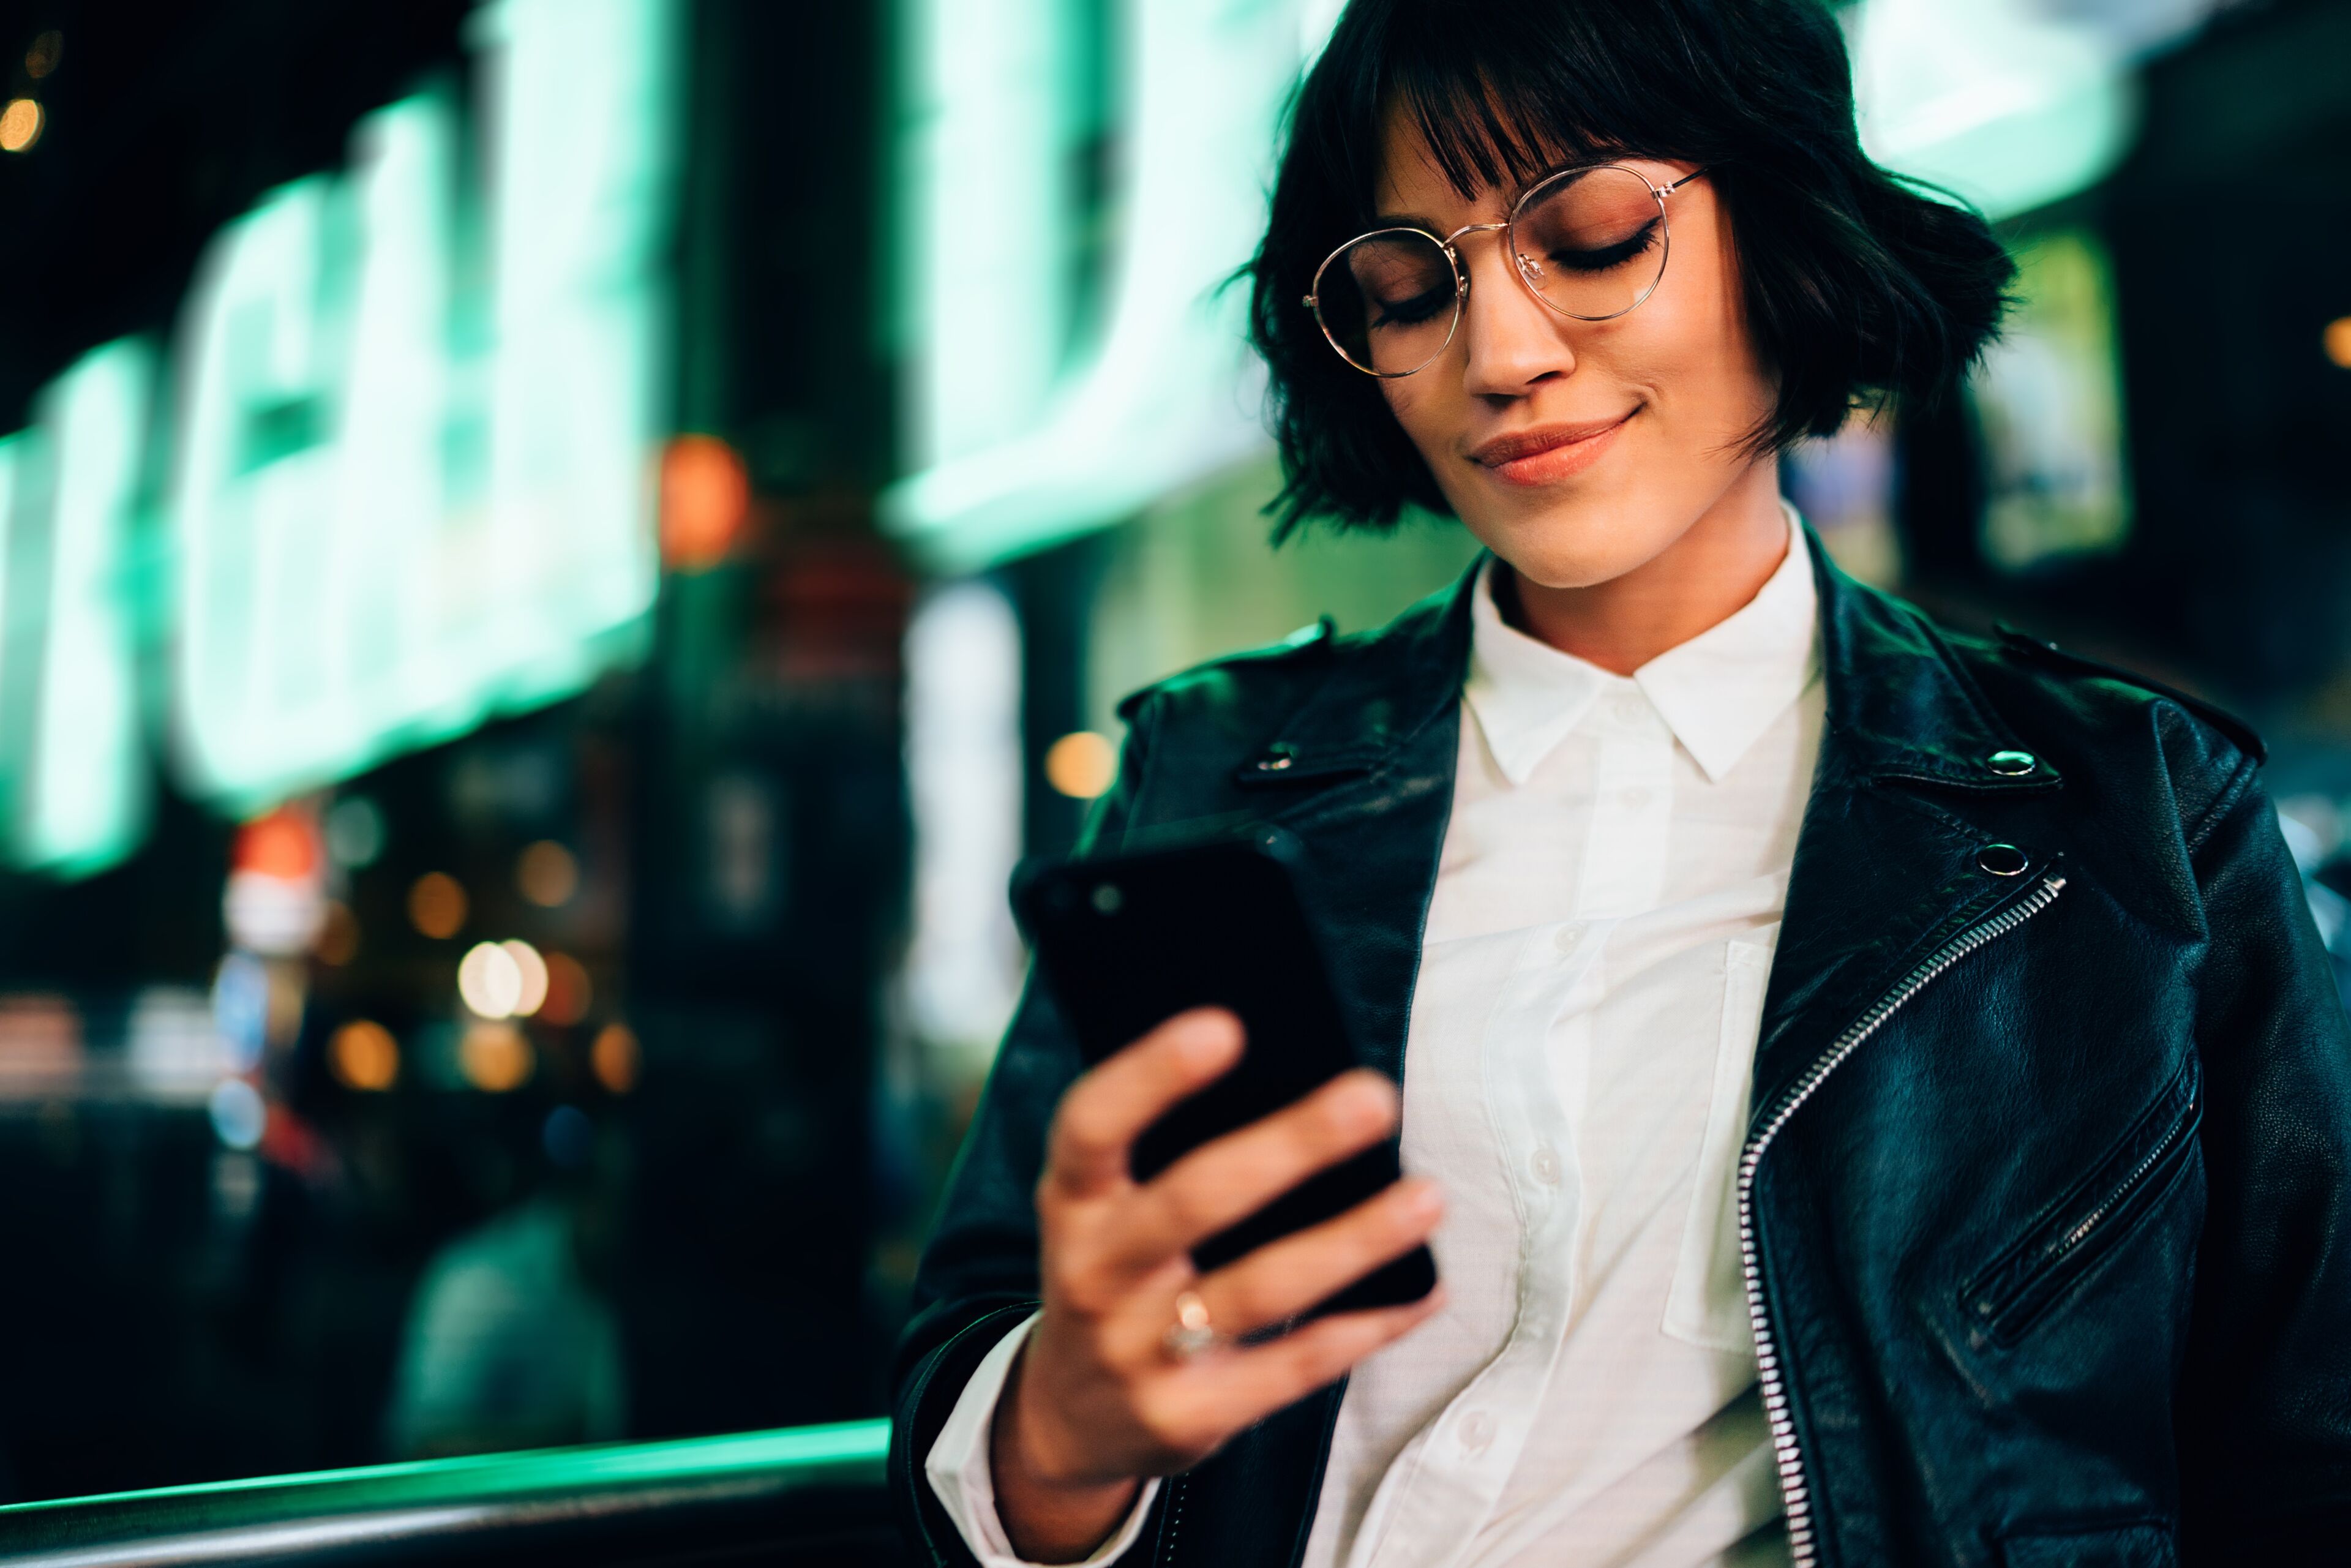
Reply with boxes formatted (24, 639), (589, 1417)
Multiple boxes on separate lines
(1468, 411), (1637, 487)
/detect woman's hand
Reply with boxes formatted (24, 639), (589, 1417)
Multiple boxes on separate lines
(991, 1007), (1445, 1562)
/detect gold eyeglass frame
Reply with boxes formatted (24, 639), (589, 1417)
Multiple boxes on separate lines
(1302, 163), (1710, 378)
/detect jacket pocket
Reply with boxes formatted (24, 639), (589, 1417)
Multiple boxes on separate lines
(1962, 1056), (2201, 1348)
(2001, 1520), (2176, 1567)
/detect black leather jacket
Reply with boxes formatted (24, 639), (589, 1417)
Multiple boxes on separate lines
(892, 537), (2351, 1567)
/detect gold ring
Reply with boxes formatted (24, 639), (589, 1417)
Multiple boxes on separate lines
(1162, 1289), (1218, 1362)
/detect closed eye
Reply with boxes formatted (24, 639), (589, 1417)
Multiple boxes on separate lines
(1540, 220), (1660, 276)
(1370, 284), (1456, 330)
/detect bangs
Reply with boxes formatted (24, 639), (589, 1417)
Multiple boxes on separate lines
(1330, 1), (1703, 212)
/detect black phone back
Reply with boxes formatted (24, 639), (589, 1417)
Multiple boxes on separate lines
(1016, 830), (1436, 1315)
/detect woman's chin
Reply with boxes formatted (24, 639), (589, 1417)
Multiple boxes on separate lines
(1463, 506), (1683, 593)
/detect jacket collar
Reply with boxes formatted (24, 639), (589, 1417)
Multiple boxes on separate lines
(1248, 522), (2063, 799)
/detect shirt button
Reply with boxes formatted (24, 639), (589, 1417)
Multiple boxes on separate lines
(1460, 1410), (1496, 1455)
(1529, 1143), (1561, 1187)
(1620, 786), (1652, 811)
(1553, 922), (1586, 953)
(1611, 693), (1647, 725)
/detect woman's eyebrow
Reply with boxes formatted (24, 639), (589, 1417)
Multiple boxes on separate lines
(1368, 211), (1447, 233)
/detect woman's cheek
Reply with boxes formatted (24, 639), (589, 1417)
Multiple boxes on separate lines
(1381, 381), (1463, 492)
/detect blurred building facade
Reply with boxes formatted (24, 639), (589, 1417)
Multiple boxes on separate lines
(0, 0), (2345, 1505)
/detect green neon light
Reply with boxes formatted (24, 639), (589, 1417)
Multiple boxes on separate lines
(162, 1), (678, 816)
(14, 340), (154, 875)
(0, 0), (683, 872)
(1848, 0), (2137, 222)
(0, 433), (23, 840)
(885, 0), (1329, 571)
(897, 0), (1074, 469)
(474, 0), (676, 705)
(0, 1419), (891, 1520)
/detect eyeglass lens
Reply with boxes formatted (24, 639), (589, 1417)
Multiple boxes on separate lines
(1314, 166), (1671, 377)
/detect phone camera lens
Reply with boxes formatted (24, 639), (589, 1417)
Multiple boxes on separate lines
(1090, 883), (1123, 914)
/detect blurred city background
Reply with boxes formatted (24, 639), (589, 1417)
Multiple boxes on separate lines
(0, 0), (2345, 1507)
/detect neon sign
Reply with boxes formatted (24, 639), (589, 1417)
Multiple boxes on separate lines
(0, 0), (681, 877)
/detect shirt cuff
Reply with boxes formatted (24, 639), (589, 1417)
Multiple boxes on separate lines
(923, 1311), (1163, 1568)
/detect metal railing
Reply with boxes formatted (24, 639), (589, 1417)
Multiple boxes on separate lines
(0, 1418), (906, 1567)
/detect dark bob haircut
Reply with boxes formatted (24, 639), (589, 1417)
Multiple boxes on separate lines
(1248, 0), (2016, 536)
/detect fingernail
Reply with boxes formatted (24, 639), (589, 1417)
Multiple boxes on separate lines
(1177, 1014), (1237, 1062)
(1396, 1180), (1442, 1218)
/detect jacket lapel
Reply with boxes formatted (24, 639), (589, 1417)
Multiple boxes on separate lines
(1238, 565), (1479, 1082)
(1748, 538), (2065, 1123)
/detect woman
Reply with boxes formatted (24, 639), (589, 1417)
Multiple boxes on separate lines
(891, 1), (2351, 1563)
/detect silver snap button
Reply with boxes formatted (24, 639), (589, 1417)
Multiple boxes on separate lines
(1976, 843), (2029, 877)
(1985, 749), (2038, 776)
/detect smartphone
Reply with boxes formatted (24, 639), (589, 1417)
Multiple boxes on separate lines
(1014, 828), (1438, 1316)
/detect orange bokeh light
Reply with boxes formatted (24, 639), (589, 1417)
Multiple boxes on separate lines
(540, 951), (594, 1027)
(459, 1022), (534, 1092)
(408, 872), (468, 939)
(659, 435), (750, 572)
(234, 809), (319, 881)
(2325, 317), (2351, 372)
(1044, 731), (1119, 799)
(591, 1022), (640, 1095)
(0, 99), (41, 154)
(329, 1020), (400, 1091)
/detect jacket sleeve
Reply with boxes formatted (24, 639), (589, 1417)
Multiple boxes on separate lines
(888, 700), (1168, 1567)
(2177, 759), (2351, 1559)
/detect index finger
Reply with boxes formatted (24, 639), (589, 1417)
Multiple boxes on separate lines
(1047, 1008), (1243, 1195)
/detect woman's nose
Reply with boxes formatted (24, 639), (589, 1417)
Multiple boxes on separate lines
(1455, 233), (1577, 399)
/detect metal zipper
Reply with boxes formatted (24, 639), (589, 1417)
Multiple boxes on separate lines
(2050, 1101), (2194, 1261)
(1735, 872), (2066, 1567)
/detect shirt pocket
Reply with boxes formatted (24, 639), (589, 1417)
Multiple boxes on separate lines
(1663, 934), (1774, 1352)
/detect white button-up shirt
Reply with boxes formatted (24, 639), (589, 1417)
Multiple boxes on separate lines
(929, 511), (1824, 1568)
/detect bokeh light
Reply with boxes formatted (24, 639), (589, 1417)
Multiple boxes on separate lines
(658, 435), (750, 571)
(457, 1021), (533, 1092)
(324, 797), (386, 868)
(516, 840), (579, 907)
(503, 939), (550, 1016)
(207, 1079), (266, 1149)
(328, 1020), (399, 1091)
(2325, 317), (2351, 371)
(24, 31), (62, 80)
(457, 940), (525, 1018)
(0, 99), (42, 154)
(234, 809), (318, 880)
(1044, 730), (1119, 798)
(540, 951), (593, 1026)
(541, 1104), (593, 1168)
(590, 1022), (640, 1094)
(407, 872), (467, 939)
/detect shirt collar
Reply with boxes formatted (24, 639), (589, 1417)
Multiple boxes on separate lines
(1464, 503), (1821, 786)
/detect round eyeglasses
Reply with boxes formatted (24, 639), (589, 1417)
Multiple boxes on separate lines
(1302, 164), (1708, 378)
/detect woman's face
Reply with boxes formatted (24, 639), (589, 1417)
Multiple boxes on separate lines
(1371, 118), (1780, 589)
